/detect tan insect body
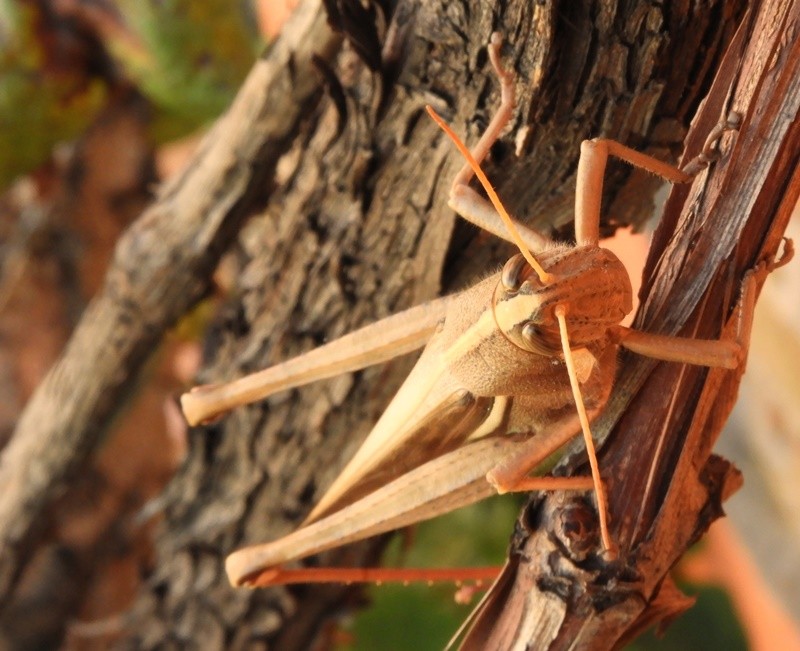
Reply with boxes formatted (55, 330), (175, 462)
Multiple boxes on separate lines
(180, 33), (785, 590)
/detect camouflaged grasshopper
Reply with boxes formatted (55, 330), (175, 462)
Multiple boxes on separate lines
(181, 33), (765, 589)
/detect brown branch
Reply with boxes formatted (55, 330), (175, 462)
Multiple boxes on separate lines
(0, 1), (342, 603)
(460, 0), (800, 647)
(114, 1), (749, 649)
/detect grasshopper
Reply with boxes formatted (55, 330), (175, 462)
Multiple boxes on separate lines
(181, 33), (769, 589)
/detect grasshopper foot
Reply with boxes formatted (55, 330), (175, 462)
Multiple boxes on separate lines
(681, 110), (742, 176)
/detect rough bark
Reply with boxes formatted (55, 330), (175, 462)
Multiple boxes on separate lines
(459, 1), (800, 648)
(0, 2), (340, 604)
(0, 0), (753, 648)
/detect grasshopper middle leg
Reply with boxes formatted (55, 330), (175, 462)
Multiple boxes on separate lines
(611, 242), (794, 369)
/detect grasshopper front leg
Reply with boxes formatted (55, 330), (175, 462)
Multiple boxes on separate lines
(486, 245), (794, 558)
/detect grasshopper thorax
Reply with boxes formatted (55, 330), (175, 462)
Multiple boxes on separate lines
(493, 245), (633, 355)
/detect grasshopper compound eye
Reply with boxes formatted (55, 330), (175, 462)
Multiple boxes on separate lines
(501, 253), (542, 293)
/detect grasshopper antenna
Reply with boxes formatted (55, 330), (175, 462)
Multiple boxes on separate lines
(555, 305), (614, 555)
(426, 105), (554, 285)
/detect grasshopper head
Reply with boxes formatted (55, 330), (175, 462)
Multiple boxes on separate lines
(493, 245), (633, 355)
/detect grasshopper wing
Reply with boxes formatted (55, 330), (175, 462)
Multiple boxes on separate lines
(304, 332), (502, 521)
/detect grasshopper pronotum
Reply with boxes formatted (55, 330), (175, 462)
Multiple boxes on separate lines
(181, 33), (781, 590)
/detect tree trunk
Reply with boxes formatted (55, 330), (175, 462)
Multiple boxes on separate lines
(0, 0), (761, 648)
